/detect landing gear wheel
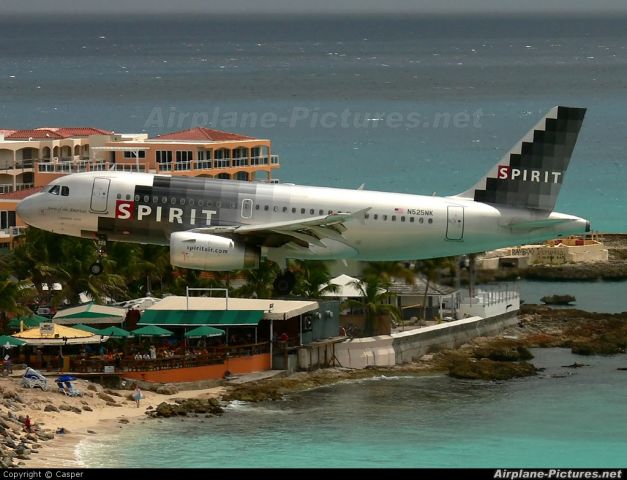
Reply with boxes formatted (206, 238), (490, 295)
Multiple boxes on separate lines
(274, 271), (296, 295)
(89, 262), (103, 276)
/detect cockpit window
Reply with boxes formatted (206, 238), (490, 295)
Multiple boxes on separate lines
(61, 186), (69, 196)
(48, 185), (60, 195)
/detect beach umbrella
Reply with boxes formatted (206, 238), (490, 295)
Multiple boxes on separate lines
(131, 325), (173, 337)
(73, 324), (102, 334)
(98, 326), (131, 338)
(184, 326), (225, 339)
(7, 314), (48, 330)
(0, 335), (26, 348)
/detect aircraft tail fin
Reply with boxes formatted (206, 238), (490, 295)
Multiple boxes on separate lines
(457, 106), (586, 211)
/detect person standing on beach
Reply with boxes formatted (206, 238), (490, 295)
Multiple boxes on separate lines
(23, 415), (32, 433)
(133, 385), (142, 408)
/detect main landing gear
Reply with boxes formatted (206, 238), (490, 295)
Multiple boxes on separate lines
(89, 239), (106, 276)
(273, 271), (296, 295)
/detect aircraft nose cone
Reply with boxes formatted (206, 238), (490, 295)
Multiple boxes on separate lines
(16, 195), (37, 226)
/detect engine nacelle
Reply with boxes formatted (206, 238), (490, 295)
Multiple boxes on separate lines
(170, 232), (259, 271)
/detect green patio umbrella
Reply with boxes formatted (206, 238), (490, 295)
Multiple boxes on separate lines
(73, 324), (102, 334)
(184, 326), (225, 338)
(0, 335), (26, 348)
(98, 326), (131, 338)
(7, 314), (48, 330)
(132, 325), (173, 337)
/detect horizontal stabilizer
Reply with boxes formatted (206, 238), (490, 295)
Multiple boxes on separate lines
(507, 218), (576, 231)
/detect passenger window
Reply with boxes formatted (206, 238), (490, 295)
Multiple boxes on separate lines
(410, 217), (415, 223)
(391, 215), (396, 221)
(48, 185), (60, 195)
(428, 218), (433, 224)
(264, 205), (269, 211)
(373, 214), (378, 220)
(383, 215), (388, 221)
(126, 194), (131, 200)
(365, 213), (370, 219)
(162, 197), (167, 204)
(292, 208), (296, 213)
(135, 195), (140, 202)
(255, 205), (260, 210)
(419, 218), (424, 224)
(152, 196), (158, 204)
(310, 209), (314, 215)
(282, 206), (288, 213)
(180, 198), (185, 206)
(198, 200), (203, 207)
(273, 206), (278, 212)
(401, 216), (405, 222)
(189, 199), (194, 206)
(301, 208), (305, 214)
(144, 195), (149, 203)
(319, 209), (324, 215)
(171, 197), (176, 205)
(61, 186), (69, 196)
(116, 193), (121, 199)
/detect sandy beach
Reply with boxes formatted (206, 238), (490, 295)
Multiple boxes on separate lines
(0, 374), (224, 468)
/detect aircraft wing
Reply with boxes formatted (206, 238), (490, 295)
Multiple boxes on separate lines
(191, 208), (370, 248)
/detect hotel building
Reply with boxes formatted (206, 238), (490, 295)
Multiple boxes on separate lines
(0, 126), (279, 250)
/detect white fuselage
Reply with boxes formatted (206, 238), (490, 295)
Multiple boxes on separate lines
(17, 171), (589, 262)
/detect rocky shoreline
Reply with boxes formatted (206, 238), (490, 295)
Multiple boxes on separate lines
(2, 305), (625, 467)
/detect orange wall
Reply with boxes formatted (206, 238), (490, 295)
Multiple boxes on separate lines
(122, 353), (271, 383)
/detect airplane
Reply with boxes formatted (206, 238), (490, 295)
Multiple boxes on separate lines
(17, 106), (590, 294)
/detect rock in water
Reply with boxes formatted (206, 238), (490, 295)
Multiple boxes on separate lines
(541, 294), (576, 305)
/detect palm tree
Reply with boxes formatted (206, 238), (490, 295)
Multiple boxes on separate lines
(8, 228), (127, 306)
(343, 275), (400, 336)
(363, 261), (416, 285)
(291, 260), (338, 298)
(414, 257), (457, 320)
(0, 274), (34, 318)
(50, 237), (127, 305)
(234, 259), (280, 299)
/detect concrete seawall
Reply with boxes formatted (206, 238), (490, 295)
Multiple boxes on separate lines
(329, 313), (519, 370)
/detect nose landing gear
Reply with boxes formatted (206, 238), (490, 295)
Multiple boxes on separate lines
(89, 238), (107, 276)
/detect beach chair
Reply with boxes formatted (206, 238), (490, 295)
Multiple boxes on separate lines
(64, 381), (82, 397)
(21, 367), (49, 391)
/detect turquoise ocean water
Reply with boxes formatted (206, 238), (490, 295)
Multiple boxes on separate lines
(0, 14), (626, 231)
(1, 15), (626, 466)
(77, 348), (627, 468)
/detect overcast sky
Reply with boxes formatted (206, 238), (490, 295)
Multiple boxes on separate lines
(4, 0), (627, 15)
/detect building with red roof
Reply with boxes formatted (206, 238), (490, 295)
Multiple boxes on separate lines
(0, 124), (279, 243)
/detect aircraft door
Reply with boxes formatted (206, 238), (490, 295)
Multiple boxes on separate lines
(90, 177), (110, 213)
(446, 205), (464, 240)
(241, 198), (253, 219)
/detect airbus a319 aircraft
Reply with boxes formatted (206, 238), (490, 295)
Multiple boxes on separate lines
(18, 106), (589, 293)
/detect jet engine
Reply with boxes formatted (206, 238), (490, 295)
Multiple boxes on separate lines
(170, 231), (259, 271)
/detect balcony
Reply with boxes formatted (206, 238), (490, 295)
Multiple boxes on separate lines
(156, 155), (279, 173)
(0, 183), (35, 194)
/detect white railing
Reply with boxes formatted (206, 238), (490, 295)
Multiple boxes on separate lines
(0, 182), (34, 192)
(110, 163), (146, 172)
(0, 226), (27, 237)
(458, 284), (520, 307)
